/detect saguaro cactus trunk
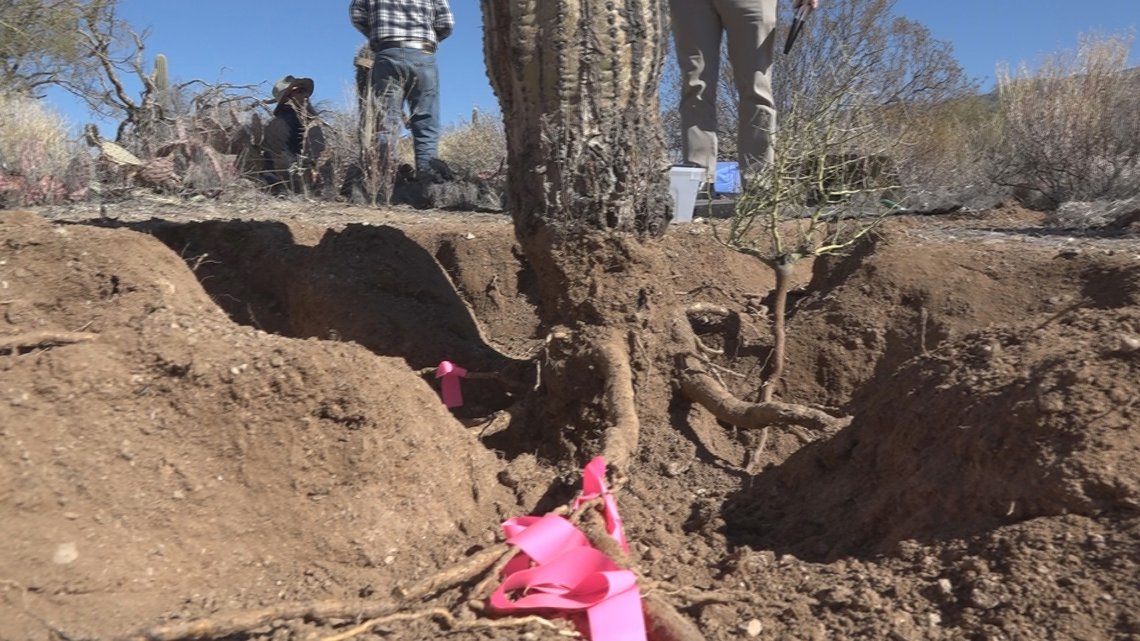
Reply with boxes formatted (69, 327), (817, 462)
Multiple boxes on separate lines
(478, 0), (673, 471)
(481, 0), (671, 238)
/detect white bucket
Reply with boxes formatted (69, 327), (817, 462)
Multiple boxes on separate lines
(668, 166), (704, 224)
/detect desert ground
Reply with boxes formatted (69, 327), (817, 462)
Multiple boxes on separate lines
(1, 196), (1138, 641)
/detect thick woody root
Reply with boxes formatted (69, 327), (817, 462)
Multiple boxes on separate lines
(124, 507), (699, 641)
(119, 600), (405, 641)
(0, 330), (97, 354)
(318, 608), (578, 641)
(670, 315), (847, 433)
(593, 327), (641, 476)
(122, 547), (513, 641)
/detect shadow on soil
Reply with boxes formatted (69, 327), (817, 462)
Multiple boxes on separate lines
(78, 217), (533, 422)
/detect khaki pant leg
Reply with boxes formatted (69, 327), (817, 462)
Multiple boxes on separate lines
(717, 0), (777, 177)
(669, 0), (724, 182)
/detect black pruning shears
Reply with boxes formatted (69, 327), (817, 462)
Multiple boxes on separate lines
(783, 4), (812, 55)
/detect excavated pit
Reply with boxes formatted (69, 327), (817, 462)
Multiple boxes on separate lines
(2, 202), (1138, 641)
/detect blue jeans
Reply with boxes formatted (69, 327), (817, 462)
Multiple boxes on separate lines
(369, 48), (441, 173)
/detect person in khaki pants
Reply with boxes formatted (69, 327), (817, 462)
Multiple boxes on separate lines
(668, 0), (818, 192)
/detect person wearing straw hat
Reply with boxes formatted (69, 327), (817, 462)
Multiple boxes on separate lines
(262, 74), (328, 194)
(350, 0), (454, 178)
(668, 0), (819, 195)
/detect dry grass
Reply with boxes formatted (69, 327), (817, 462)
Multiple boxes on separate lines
(888, 95), (1001, 199)
(438, 109), (506, 180)
(993, 31), (1140, 206)
(0, 92), (88, 205)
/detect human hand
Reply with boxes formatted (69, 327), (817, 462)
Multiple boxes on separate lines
(794, 0), (818, 9)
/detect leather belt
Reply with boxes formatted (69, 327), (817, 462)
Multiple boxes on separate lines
(375, 40), (436, 54)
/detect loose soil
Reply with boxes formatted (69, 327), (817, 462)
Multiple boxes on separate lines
(2, 197), (1138, 641)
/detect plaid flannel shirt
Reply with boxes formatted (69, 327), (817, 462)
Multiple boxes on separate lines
(349, 0), (454, 48)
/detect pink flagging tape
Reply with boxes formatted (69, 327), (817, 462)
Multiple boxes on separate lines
(489, 459), (646, 641)
(435, 360), (467, 408)
(573, 456), (629, 553)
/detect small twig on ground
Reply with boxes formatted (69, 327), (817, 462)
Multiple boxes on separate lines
(414, 366), (502, 381)
(1033, 300), (1084, 332)
(693, 335), (725, 356)
(679, 285), (731, 298)
(685, 302), (732, 318)
(919, 306), (929, 354)
(0, 331), (98, 354)
(698, 356), (745, 379)
(394, 546), (509, 602)
(329, 608), (578, 641)
(645, 583), (771, 607)
(318, 608), (453, 641)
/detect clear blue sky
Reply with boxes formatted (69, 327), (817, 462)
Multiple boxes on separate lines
(45, 0), (1139, 135)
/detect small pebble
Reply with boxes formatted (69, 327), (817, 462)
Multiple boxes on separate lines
(53, 542), (79, 565)
(1119, 334), (1140, 353)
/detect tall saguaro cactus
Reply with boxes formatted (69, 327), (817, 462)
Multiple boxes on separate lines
(478, 1), (674, 472)
(481, 0), (671, 238)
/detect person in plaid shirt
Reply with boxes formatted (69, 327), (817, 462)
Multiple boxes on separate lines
(349, 0), (454, 176)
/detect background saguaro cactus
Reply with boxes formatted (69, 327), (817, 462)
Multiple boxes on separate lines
(152, 53), (169, 92)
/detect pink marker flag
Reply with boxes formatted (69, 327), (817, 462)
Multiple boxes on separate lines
(573, 456), (629, 553)
(435, 360), (467, 408)
(489, 544), (646, 641)
(489, 458), (645, 641)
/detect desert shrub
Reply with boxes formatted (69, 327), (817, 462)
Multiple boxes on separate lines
(86, 83), (265, 198)
(886, 94), (1002, 201)
(321, 86), (415, 205)
(718, 0), (944, 404)
(438, 109), (506, 179)
(1046, 196), (1140, 230)
(992, 32), (1140, 207)
(0, 92), (88, 206)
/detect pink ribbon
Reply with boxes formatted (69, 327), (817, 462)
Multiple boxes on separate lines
(435, 360), (467, 408)
(573, 456), (629, 553)
(489, 459), (645, 641)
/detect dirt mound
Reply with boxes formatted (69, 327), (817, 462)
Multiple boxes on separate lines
(726, 305), (1140, 556)
(0, 211), (518, 640)
(782, 219), (1140, 408)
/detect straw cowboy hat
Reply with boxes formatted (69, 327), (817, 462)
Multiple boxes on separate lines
(271, 75), (314, 103)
